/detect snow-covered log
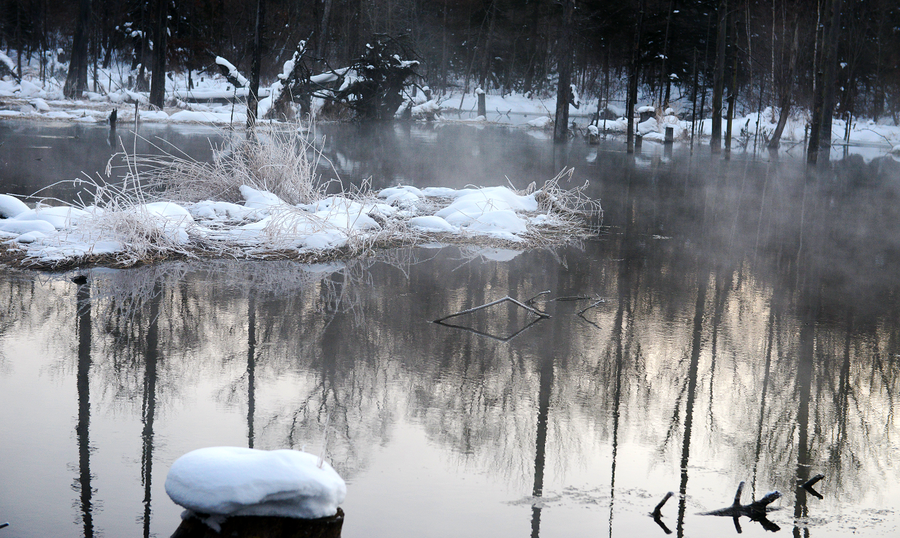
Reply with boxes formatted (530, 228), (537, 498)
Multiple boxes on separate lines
(0, 51), (18, 81)
(264, 42), (311, 120)
(214, 57), (248, 88)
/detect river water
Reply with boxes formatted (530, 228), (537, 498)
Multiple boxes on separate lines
(1, 120), (899, 538)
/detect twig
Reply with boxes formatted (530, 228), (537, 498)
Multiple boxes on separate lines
(433, 295), (551, 323)
(800, 473), (825, 499)
(554, 295), (593, 302)
(653, 491), (674, 518)
(577, 298), (607, 316)
(800, 474), (825, 489)
(524, 290), (551, 305)
(433, 316), (544, 342)
(652, 492), (674, 534)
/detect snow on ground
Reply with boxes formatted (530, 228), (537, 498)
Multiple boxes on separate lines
(165, 447), (345, 523)
(0, 182), (584, 267)
(1, 53), (898, 153)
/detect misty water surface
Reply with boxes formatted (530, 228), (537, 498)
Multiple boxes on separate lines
(0, 122), (899, 538)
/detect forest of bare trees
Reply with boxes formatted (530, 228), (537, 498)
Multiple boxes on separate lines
(3, 0), (899, 129)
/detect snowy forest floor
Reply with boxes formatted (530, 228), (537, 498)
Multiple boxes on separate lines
(2, 59), (900, 156)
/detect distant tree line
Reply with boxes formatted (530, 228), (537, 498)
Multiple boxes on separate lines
(2, 1), (898, 140)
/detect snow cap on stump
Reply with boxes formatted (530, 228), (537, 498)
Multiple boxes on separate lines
(165, 447), (346, 519)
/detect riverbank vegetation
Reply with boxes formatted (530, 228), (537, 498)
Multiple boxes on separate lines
(0, 128), (601, 269)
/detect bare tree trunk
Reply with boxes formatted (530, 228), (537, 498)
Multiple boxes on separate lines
(872, 16), (885, 121)
(553, 0), (574, 142)
(523, 0), (541, 94)
(63, 0), (92, 99)
(659, 0), (675, 107)
(149, 0), (167, 108)
(768, 22), (799, 149)
(819, 0), (842, 149)
(626, 0), (645, 154)
(316, 0), (334, 61)
(479, 1), (496, 90)
(710, 0), (727, 153)
(247, 0), (265, 128)
(440, 0), (449, 91)
(808, 0), (841, 162)
(725, 16), (738, 156)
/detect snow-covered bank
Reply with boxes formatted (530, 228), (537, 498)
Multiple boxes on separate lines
(2, 58), (898, 153)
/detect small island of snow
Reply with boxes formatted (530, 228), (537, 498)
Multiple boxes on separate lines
(165, 447), (346, 520)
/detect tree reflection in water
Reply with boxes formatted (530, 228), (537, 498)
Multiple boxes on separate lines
(1, 152), (899, 537)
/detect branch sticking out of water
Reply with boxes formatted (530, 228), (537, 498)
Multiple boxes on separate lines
(433, 296), (551, 324)
(801, 473), (825, 489)
(800, 473), (825, 499)
(701, 482), (783, 533)
(652, 491), (674, 518)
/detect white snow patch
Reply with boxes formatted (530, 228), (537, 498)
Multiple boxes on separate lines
(527, 116), (553, 129)
(164, 447), (346, 520)
(241, 186), (287, 211)
(0, 217), (57, 236)
(30, 98), (50, 112)
(408, 215), (457, 233)
(33, 205), (90, 229)
(0, 194), (30, 218)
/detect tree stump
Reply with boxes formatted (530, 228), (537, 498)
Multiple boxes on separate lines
(170, 508), (344, 538)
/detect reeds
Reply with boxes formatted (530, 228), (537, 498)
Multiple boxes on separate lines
(124, 128), (327, 205)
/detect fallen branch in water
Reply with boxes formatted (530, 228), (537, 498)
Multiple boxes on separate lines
(651, 491), (675, 534)
(800, 473), (825, 499)
(433, 295), (551, 323)
(702, 481), (782, 533)
(432, 295), (551, 342)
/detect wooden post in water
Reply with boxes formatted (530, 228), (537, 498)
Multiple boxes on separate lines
(476, 88), (486, 118)
(665, 126), (674, 145)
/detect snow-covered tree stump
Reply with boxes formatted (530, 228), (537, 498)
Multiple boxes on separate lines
(165, 447), (346, 538)
(170, 509), (344, 538)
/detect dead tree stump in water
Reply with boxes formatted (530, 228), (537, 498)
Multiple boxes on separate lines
(170, 508), (344, 538)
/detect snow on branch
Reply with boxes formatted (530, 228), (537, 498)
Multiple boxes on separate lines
(215, 56), (248, 88)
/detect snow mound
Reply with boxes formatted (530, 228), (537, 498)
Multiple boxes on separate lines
(408, 215), (457, 233)
(433, 187), (537, 241)
(241, 185), (287, 211)
(527, 116), (553, 129)
(0, 194), (30, 218)
(165, 447), (346, 520)
(0, 217), (57, 236)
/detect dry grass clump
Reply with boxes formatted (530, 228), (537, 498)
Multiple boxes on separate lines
(7, 127), (603, 270)
(122, 128), (328, 205)
(529, 168), (603, 238)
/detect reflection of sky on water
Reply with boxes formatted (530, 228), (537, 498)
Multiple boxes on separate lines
(1, 124), (899, 537)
